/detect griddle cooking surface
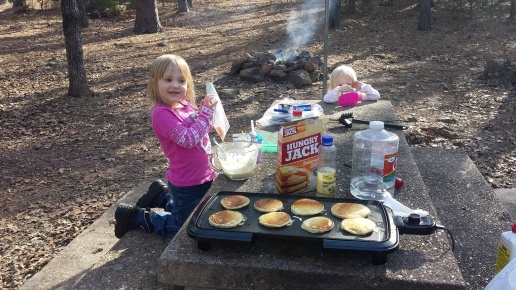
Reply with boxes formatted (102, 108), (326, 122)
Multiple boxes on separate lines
(189, 191), (397, 247)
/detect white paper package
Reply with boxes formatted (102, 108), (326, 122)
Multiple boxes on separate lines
(206, 82), (230, 140)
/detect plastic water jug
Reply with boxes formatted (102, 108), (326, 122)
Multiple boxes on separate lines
(350, 121), (399, 201)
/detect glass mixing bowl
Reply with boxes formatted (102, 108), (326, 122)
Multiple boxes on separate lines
(212, 141), (259, 180)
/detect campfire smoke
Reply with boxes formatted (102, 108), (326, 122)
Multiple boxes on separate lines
(285, 0), (320, 54)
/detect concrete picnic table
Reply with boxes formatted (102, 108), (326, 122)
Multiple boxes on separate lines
(158, 100), (466, 289)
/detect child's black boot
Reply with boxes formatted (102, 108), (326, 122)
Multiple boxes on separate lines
(133, 208), (155, 234)
(135, 179), (169, 209)
(114, 204), (154, 238)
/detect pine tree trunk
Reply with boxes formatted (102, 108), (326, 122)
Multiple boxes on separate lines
(417, 0), (432, 31)
(329, 0), (341, 29)
(347, 0), (356, 14)
(77, 0), (89, 28)
(178, 0), (189, 13)
(135, 0), (163, 33)
(12, 0), (25, 8)
(61, 0), (93, 98)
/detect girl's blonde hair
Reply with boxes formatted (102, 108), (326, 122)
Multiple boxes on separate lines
(146, 54), (196, 107)
(328, 65), (357, 91)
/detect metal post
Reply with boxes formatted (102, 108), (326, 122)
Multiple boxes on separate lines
(323, 0), (329, 97)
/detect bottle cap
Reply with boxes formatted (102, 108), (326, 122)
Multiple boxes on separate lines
(293, 110), (302, 117)
(321, 135), (333, 146)
(256, 134), (263, 142)
(369, 121), (384, 130)
(512, 222), (516, 233)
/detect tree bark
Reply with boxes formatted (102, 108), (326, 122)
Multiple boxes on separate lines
(12, 0), (25, 8)
(417, 0), (432, 31)
(329, 0), (341, 29)
(77, 0), (89, 28)
(177, 0), (189, 13)
(134, 0), (163, 33)
(510, 0), (516, 23)
(61, 0), (93, 97)
(347, 0), (356, 14)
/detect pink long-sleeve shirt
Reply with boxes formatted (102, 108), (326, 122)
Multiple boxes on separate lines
(151, 103), (217, 187)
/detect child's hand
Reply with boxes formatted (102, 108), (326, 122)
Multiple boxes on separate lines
(202, 94), (218, 109)
(335, 84), (352, 93)
(352, 81), (363, 91)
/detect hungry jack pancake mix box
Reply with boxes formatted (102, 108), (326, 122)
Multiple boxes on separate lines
(276, 118), (323, 194)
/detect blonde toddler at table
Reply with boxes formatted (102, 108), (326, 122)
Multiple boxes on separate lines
(323, 65), (380, 105)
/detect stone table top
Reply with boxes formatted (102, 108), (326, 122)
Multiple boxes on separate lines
(158, 100), (466, 290)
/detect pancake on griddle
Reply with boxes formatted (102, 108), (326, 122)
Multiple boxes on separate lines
(291, 198), (324, 216)
(220, 195), (250, 210)
(331, 203), (371, 219)
(301, 216), (334, 233)
(254, 198), (284, 212)
(258, 212), (293, 228)
(341, 217), (376, 235)
(208, 210), (244, 228)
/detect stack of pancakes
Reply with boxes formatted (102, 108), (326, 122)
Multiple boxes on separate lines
(276, 166), (311, 194)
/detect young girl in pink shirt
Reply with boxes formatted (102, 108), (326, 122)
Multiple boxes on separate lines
(114, 54), (218, 239)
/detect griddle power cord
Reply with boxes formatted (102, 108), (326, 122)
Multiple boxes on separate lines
(436, 224), (455, 252)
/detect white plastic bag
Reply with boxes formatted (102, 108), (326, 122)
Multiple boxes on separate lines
(383, 194), (429, 218)
(206, 82), (230, 140)
(255, 98), (324, 127)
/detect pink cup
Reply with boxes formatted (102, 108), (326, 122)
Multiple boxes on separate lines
(338, 91), (359, 107)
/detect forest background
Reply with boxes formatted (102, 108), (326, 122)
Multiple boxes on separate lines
(1, 0), (515, 288)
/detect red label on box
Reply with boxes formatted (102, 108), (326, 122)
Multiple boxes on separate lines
(280, 134), (320, 164)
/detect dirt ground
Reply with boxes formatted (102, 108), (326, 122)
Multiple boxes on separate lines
(1, 0), (515, 288)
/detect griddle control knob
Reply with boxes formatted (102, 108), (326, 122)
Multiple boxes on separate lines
(394, 214), (437, 235)
(407, 213), (421, 225)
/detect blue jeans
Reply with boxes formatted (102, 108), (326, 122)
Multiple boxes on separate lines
(149, 181), (212, 239)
